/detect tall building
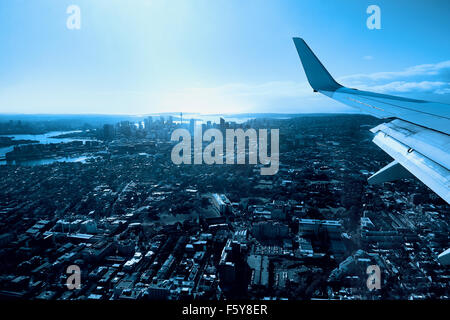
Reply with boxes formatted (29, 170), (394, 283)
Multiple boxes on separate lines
(219, 117), (226, 133)
(298, 219), (342, 240)
(103, 124), (115, 140)
(211, 194), (231, 215)
(251, 221), (289, 240)
(144, 116), (153, 131)
(118, 121), (131, 137)
(189, 119), (196, 135)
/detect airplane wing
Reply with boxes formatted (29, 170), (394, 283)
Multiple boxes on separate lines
(293, 37), (450, 204)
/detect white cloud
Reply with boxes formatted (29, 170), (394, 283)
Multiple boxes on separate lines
(339, 60), (450, 82)
(357, 81), (450, 93)
(337, 60), (450, 96)
(153, 60), (450, 114)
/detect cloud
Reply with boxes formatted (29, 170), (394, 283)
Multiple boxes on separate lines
(357, 81), (450, 94)
(338, 60), (450, 96)
(154, 60), (450, 114)
(363, 55), (374, 60)
(339, 60), (450, 82)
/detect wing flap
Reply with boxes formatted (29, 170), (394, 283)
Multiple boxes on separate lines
(368, 160), (413, 184)
(371, 125), (450, 203)
(370, 119), (450, 169)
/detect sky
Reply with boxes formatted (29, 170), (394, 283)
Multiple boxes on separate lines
(1, 0), (450, 115)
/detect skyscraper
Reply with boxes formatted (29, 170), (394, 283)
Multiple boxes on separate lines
(189, 119), (196, 135)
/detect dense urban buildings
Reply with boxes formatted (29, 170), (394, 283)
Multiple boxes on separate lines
(0, 114), (448, 300)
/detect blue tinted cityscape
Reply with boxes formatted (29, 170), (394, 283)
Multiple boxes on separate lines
(0, 0), (448, 307)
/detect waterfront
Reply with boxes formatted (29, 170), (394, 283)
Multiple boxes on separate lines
(0, 131), (95, 165)
(3, 155), (95, 166)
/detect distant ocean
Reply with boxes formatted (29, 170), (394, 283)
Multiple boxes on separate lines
(147, 113), (298, 125)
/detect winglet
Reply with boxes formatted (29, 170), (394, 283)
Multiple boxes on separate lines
(293, 37), (342, 92)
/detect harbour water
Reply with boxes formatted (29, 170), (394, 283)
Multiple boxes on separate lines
(0, 131), (95, 166)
